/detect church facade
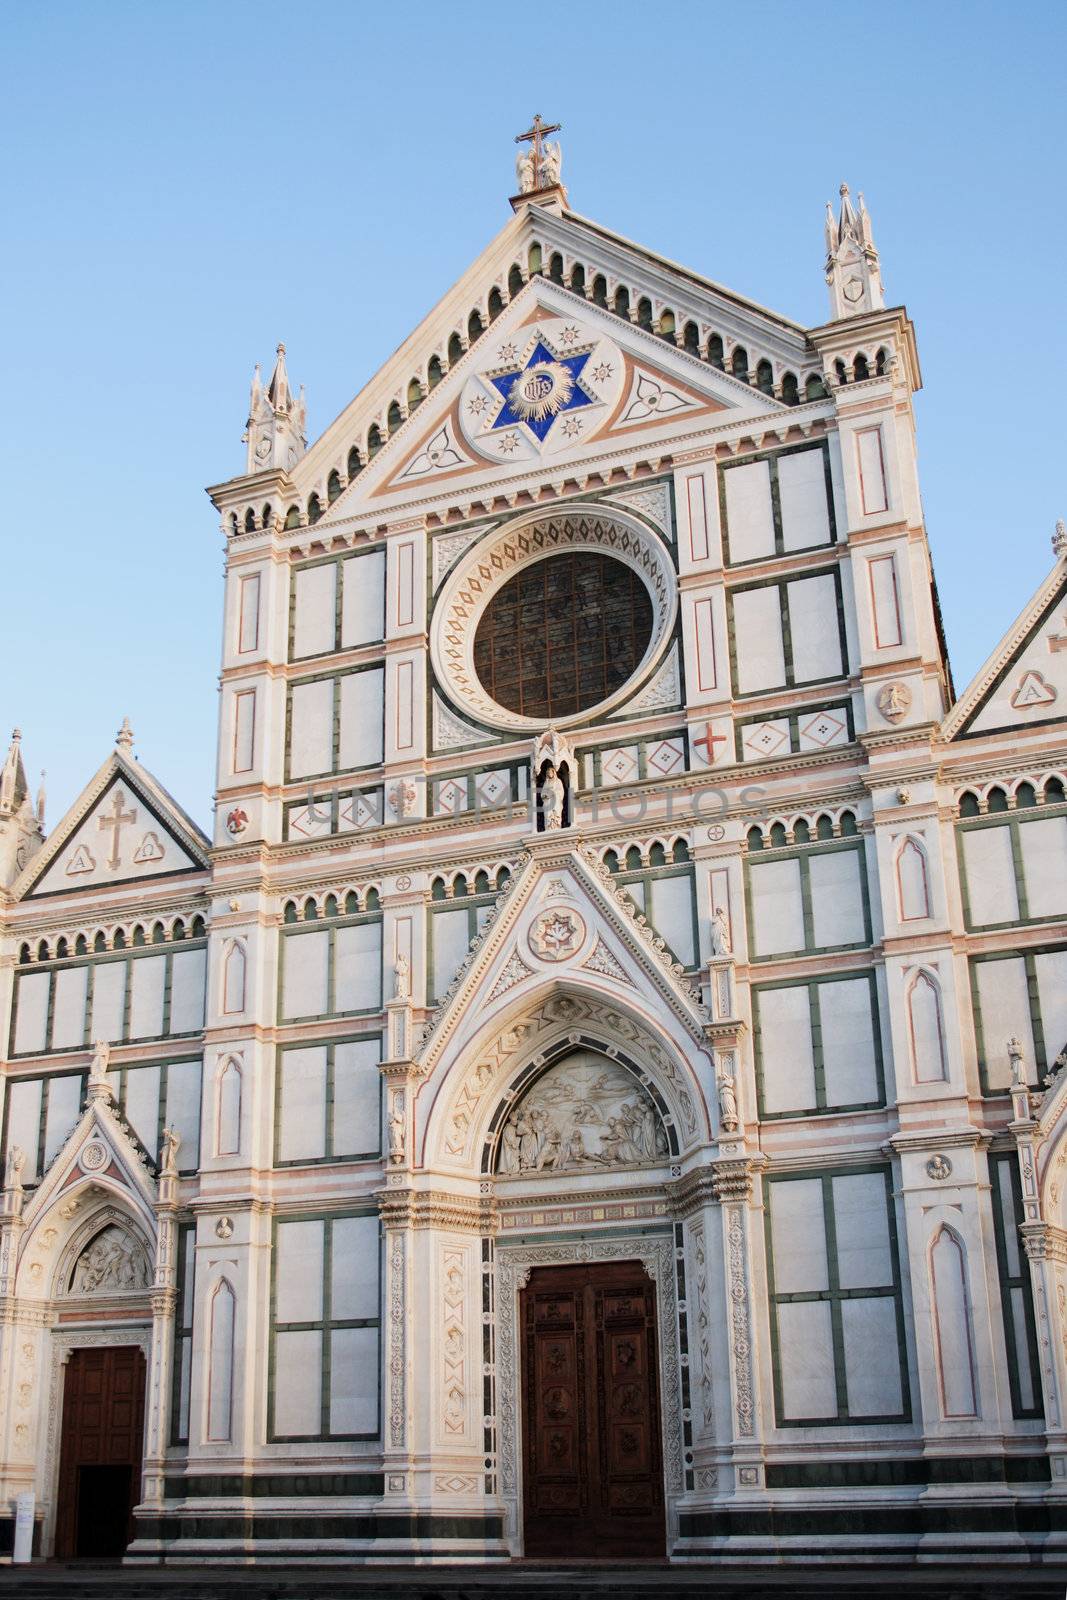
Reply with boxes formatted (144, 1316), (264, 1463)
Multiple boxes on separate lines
(2, 134), (1067, 1567)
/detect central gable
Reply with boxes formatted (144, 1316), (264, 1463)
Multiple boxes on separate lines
(325, 281), (781, 515)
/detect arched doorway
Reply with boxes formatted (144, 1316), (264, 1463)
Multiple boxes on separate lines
(520, 1258), (665, 1559)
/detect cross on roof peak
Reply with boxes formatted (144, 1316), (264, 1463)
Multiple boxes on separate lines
(513, 114), (565, 205)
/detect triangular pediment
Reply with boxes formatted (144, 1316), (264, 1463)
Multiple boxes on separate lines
(19, 1086), (158, 1239)
(327, 281), (779, 513)
(944, 557), (1067, 740)
(415, 836), (712, 1081)
(16, 750), (210, 899)
(225, 202), (815, 524)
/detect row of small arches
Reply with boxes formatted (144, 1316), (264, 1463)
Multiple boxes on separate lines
(282, 887), (381, 923)
(250, 244), (826, 537)
(832, 349), (890, 386)
(431, 865), (513, 900)
(958, 776), (1065, 816)
(602, 838), (691, 873)
(18, 915), (207, 964)
(747, 810), (858, 851)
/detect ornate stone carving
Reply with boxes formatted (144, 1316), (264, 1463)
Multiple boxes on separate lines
(442, 991), (700, 1165)
(581, 936), (633, 986)
(70, 1225), (150, 1294)
(496, 1052), (668, 1176)
(876, 680), (912, 724)
(528, 907), (585, 962)
(389, 1229), (406, 1448)
(691, 1221), (713, 1431)
(726, 1206), (754, 1437)
(926, 1153), (953, 1181)
(488, 947), (534, 1001)
(440, 1245), (468, 1440)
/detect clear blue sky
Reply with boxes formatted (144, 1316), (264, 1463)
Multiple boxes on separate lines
(4, 0), (1065, 829)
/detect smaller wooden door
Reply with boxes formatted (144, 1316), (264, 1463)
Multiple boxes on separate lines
(520, 1260), (666, 1559)
(55, 1346), (146, 1558)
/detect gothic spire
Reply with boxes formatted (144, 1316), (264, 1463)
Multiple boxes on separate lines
(824, 182), (885, 320)
(0, 729), (26, 815)
(243, 343), (307, 475)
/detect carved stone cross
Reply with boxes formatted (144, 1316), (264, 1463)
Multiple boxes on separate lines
(98, 787), (137, 870)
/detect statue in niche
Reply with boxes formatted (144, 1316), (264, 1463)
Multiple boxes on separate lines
(717, 1065), (740, 1132)
(388, 1103), (406, 1165)
(495, 1052), (668, 1175)
(532, 728), (573, 832)
(1008, 1036), (1026, 1088)
(393, 951), (410, 1001)
(71, 1225), (149, 1294)
(710, 905), (732, 957)
(537, 764), (566, 831)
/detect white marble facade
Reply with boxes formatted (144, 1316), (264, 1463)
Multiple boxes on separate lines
(2, 160), (1067, 1568)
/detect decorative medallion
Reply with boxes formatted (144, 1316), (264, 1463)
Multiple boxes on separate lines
(215, 1216), (235, 1239)
(79, 1141), (110, 1174)
(925, 1153), (953, 1182)
(876, 681), (912, 724)
(528, 908), (585, 963)
(459, 317), (624, 464)
(226, 807), (248, 837)
(1010, 670), (1057, 710)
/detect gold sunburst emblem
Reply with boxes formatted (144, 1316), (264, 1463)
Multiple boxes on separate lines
(507, 361), (574, 422)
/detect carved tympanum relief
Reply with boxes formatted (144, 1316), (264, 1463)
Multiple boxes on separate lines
(69, 1225), (150, 1294)
(496, 1050), (668, 1175)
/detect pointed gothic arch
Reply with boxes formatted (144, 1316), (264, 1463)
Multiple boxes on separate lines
(421, 978), (711, 1172)
(929, 1225), (978, 1418)
(905, 967), (948, 1084)
(206, 1277), (237, 1442)
(895, 834), (931, 921)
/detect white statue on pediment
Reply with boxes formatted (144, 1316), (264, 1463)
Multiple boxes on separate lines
(540, 140), (562, 189)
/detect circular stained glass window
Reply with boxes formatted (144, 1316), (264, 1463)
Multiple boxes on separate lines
(472, 551), (654, 722)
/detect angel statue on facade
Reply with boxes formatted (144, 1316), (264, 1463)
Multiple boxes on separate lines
(516, 146), (537, 194)
(88, 1039), (111, 1088)
(540, 140), (562, 190)
(710, 905), (732, 957)
(161, 1125), (181, 1176)
(3, 1144), (24, 1193)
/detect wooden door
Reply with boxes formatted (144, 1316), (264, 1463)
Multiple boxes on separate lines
(55, 1346), (146, 1558)
(520, 1260), (666, 1559)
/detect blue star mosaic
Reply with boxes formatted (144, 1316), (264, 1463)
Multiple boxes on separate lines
(489, 339), (595, 443)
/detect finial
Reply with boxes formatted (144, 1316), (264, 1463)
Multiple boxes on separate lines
(1053, 519), (1067, 559)
(840, 182), (849, 197)
(11, 728), (20, 744)
(116, 716), (134, 752)
(36, 770), (46, 828)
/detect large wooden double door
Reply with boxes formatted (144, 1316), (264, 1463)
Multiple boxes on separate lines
(520, 1260), (666, 1559)
(55, 1346), (146, 1559)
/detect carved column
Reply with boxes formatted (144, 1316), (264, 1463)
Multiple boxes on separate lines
(1012, 1094), (1067, 1487)
(379, 1001), (416, 1499)
(0, 1194), (27, 1500)
(710, 1158), (765, 1491)
(141, 1164), (179, 1507)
